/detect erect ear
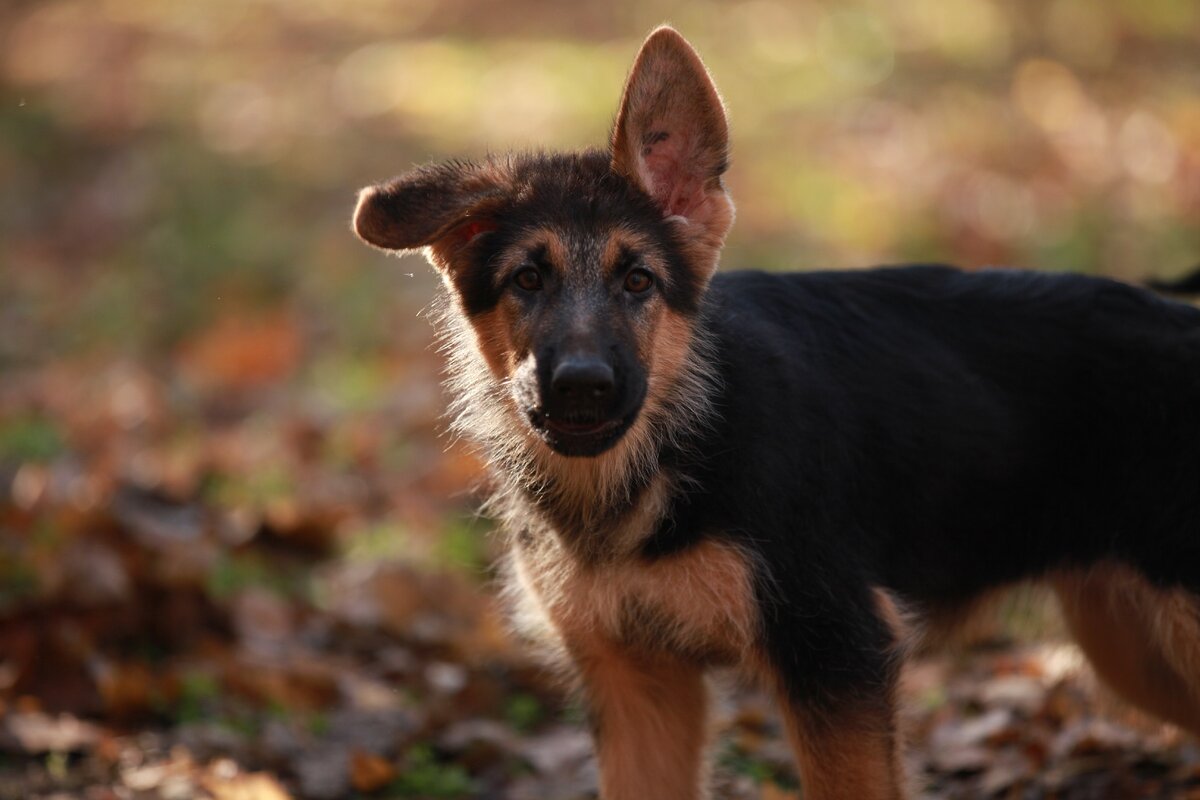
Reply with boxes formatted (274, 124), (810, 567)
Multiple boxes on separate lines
(611, 27), (734, 259)
(352, 160), (508, 269)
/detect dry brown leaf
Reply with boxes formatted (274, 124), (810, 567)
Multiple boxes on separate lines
(232, 588), (295, 652)
(761, 783), (801, 800)
(205, 771), (294, 800)
(222, 655), (339, 711)
(349, 749), (396, 793)
(520, 727), (592, 775)
(176, 311), (302, 390)
(93, 658), (159, 719)
(2, 711), (99, 753)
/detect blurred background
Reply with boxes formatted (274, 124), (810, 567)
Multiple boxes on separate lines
(2, 1), (1199, 798)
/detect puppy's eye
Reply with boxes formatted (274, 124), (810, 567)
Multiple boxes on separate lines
(624, 268), (654, 294)
(513, 267), (543, 292)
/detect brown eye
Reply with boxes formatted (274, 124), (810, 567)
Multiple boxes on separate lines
(624, 268), (653, 294)
(514, 267), (543, 292)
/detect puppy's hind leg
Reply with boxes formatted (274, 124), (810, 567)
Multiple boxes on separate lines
(575, 641), (712, 800)
(1054, 565), (1200, 734)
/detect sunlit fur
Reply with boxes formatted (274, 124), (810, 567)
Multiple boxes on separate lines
(353, 25), (1200, 800)
(503, 535), (755, 800)
(577, 646), (712, 800)
(506, 531), (758, 663)
(431, 274), (721, 560)
(777, 703), (907, 800)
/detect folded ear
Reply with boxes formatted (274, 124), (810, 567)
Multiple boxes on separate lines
(352, 160), (508, 268)
(611, 27), (733, 258)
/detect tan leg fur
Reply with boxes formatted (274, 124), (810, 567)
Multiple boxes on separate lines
(757, 588), (910, 800)
(1055, 564), (1200, 733)
(777, 702), (907, 800)
(576, 641), (712, 800)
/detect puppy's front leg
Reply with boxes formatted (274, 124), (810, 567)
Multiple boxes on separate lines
(761, 588), (909, 799)
(776, 694), (906, 800)
(575, 641), (711, 800)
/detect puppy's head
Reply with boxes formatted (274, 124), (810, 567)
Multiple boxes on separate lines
(354, 28), (732, 458)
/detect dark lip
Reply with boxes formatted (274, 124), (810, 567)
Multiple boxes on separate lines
(527, 409), (632, 456)
(542, 417), (621, 436)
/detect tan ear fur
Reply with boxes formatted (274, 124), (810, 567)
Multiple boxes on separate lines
(611, 27), (734, 269)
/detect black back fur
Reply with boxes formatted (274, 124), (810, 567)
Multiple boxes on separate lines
(649, 265), (1200, 704)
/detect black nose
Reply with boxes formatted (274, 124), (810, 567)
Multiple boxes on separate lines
(551, 358), (615, 400)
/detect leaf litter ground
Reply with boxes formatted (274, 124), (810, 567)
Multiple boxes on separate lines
(4, 357), (1200, 800)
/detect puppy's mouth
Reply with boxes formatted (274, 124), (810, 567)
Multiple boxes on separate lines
(527, 409), (632, 456)
(543, 417), (620, 436)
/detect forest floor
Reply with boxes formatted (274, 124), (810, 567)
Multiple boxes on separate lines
(5, 356), (1200, 800)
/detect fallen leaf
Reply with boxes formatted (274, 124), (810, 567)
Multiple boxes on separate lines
(1054, 718), (1139, 758)
(349, 749), (396, 793)
(204, 771), (294, 800)
(761, 784), (801, 800)
(520, 726), (593, 775)
(176, 311), (302, 391)
(978, 674), (1046, 714)
(1, 711), (99, 753)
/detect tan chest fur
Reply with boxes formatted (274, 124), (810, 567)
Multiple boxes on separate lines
(508, 534), (759, 667)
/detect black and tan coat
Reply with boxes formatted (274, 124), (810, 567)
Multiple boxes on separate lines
(354, 27), (1200, 800)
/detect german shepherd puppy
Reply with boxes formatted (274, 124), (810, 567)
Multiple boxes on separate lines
(353, 27), (1200, 800)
